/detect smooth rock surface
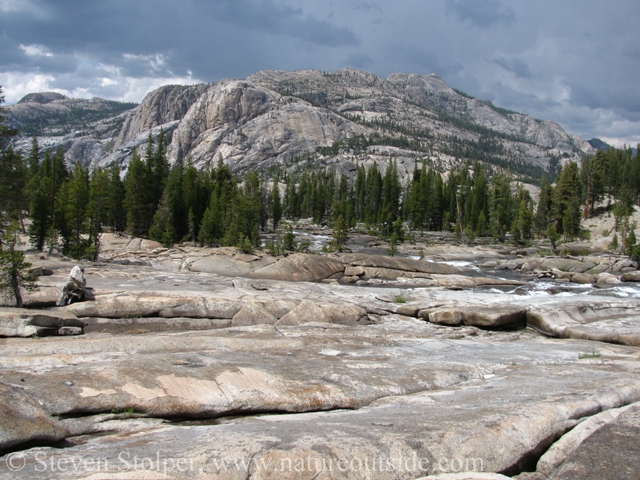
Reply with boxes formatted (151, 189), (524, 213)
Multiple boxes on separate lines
(0, 308), (83, 337)
(527, 301), (640, 347)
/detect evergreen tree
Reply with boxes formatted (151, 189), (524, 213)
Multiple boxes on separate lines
(87, 167), (111, 256)
(380, 160), (401, 235)
(488, 171), (512, 241)
(581, 150), (608, 218)
(535, 176), (554, 234)
(152, 129), (169, 207)
(27, 136), (40, 179)
(181, 158), (200, 240)
(149, 162), (184, 245)
(148, 189), (176, 247)
(107, 164), (126, 232)
(124, 148), (153, 236)
(0, 87), (26, 231)
(63, 161), (90, 258)
(243, 171), (263, 245)
(269, 178), (282, 230)
(0, 222), (36, 307)
(331, 215), (349, 252)
(28, 176), (53, 250)
(554, 162), (582, 239)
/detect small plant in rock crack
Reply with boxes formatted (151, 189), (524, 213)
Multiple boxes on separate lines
(111, 407), (135, 414)
(393, 293), (408, 303)
(578, 351), (601, 359)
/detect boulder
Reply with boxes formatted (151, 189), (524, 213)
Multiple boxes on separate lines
(0, 382), (69, 451)
(612, 259), (638, 272)
(621, 271), (640, 282)
(541, 258), (587, 272)
(252, 254), (345, 281)
(340, 275), (359, 284)
(0, 308), (84, 337)
(395, 305), (421, 317)
(22, 286), (62, 308)
(60, 293), (242, 319)
(275, 300), (368, 326)
(339, 253), (460, 274)
(27, 266), (54, 279)
(231, 301), (278, 327)
(570, 273), (595, 284)
(520, 259), (542, 272)
(596, 272), (621, 284)
(429, 308), (463, 326)
(344, 266), (365, 276)
(188, 255), (256, 276)
(461, 306), (527, 329)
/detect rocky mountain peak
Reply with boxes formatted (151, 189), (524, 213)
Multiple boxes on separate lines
(17, 92), (67, 104)
(7, 68), (594, 183)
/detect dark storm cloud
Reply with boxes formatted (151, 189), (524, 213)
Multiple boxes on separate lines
(345, 53), (373, 70)
(214, 0), (359, 47)
(492, 57), (535, 79)
(388, 45), (462, 78)
(350, 1), (383, 15)
(1, 0), (639, 145)
(445, 0), (515, 28)
(0, 0), (357, 79)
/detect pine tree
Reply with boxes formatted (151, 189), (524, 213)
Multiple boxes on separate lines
(28, 176), (53, 250)
(331, 215), (349, 252)
(107, 164), (126, 232)
(63, 161), (90, 258)
(87, 167), (111, 256)
(0, 86), (26, 231)
(554, 162), (582, 238)
(149, 162), (184, 245)
(148, 189), (176, 247)
(27, 136), (40, 179)
(124, 148), (153, 236)
(269, 178), (282, 231)
(0, 222), (37, 307)
(380, 160), (401, 235)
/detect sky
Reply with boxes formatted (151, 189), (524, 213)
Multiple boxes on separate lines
(1, 0), (639, 147)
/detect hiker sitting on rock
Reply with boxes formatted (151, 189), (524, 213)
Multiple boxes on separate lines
(57, 266), (87, 306)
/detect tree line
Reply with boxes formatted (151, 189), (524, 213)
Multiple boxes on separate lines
(2, 84), (640, 263)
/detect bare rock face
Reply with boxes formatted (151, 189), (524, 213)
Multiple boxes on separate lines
(9, 67), (594, 176)
(114, 84), (210, 148)
(252, 253), (345, 281)
(275, 300), (369, 326)
(527, 301), (640, 346)
(166, 80), (366, 172)
(17, 92), (67, 104)
(0, 382), (69, 451)
(231, 301), (278, 327)
(340, 253), (460, 275)
(545, 403), (640, 480)
(3, 250), (640, 479)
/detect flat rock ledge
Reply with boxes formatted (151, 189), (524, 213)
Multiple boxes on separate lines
(527, 301), (640, 347)
(0, 308), (83, 337)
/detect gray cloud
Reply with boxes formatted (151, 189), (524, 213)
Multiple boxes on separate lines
(492, 57), (535, 79)
(446, 0), (515, 28)
(345, 53), (374, 70)
(0, 0), (638, 145)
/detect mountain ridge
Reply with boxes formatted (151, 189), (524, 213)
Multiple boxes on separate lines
(6, 68), (594, 182)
